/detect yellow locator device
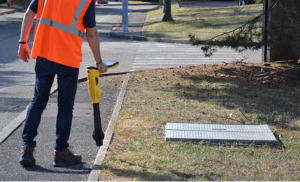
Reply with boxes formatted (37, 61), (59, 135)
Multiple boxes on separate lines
(87, 67), (101, 104)
(87, 61), (119, 146)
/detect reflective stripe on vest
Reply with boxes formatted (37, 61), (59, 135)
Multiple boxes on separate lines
(39, 18), (85, 38)
(36, 0), (88, 38)
(34, 0), (46, 29)
(71, 0), (88, 27)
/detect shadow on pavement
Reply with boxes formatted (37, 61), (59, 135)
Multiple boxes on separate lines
(24, 163), (91, 174)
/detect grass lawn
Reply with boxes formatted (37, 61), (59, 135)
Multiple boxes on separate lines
(144, 2), (263, 40)
(100, 62), (300, 181)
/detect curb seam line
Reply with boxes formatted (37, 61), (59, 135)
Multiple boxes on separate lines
(0, 9), (21, 16)
(0, 84), (58, 144)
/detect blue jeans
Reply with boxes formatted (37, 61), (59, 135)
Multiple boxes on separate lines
(22, 57), (79, 150)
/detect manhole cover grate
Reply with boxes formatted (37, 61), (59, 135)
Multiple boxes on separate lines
(165, 123), (281, 145)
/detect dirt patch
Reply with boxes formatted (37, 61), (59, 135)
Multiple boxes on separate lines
(177, 62), (300, 86)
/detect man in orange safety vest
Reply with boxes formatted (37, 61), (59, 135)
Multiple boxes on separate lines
(18, 0), (107, 167)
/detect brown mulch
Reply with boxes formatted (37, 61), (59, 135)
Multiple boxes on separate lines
(176, 62), (300, 87)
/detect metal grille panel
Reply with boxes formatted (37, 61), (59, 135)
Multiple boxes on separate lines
(165, 123), (281, 145)
(166, 123), (272, 132)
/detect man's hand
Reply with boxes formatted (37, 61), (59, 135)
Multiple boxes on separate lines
(96, 61), (107, 73)
(18, 9), (35, 62)
(18, 44), (31, 63)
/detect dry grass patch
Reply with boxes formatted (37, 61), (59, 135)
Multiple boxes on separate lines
(144, 2), (263, 39)
(100, 62), (300, 181)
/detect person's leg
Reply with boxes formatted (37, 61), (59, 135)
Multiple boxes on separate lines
(20, 57), (55, 167)
(22, 57), (55, 148)
(54, 63), (79, 151)
(53, 63), (81, 167)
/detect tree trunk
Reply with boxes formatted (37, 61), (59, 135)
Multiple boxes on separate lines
(162, 0), (173, 21)
(266, 0), (300, 62)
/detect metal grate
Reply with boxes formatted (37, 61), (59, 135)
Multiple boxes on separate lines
(165, 123), (281, 145)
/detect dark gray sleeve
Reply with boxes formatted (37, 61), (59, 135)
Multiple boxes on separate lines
(28, 0), (38, 14)
(83, 1), (96, 28)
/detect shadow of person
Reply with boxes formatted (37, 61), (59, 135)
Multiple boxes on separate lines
(23, 162), (91, 175)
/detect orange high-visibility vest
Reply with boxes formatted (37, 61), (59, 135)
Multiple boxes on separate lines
(32, 0), (92, 68)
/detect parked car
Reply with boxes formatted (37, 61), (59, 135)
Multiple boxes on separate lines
(239, 0), (256, 5)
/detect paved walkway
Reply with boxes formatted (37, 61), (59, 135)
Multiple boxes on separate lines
(0, 74), (124, 181)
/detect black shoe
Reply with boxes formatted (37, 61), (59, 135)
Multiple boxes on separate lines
(53, 148), (82, 167)
(19, 146), (36, 167)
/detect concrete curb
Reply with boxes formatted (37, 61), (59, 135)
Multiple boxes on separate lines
(97, 3), (159, 6)
(138, 4), (161, 11)
(0, 109), (27, 144)
(0, 9), (24, 16)
(109, 32), (191, 44)
(0, 83), (58, 144)
(109, 32), (262, 47)
(88, 73), (131, 181)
